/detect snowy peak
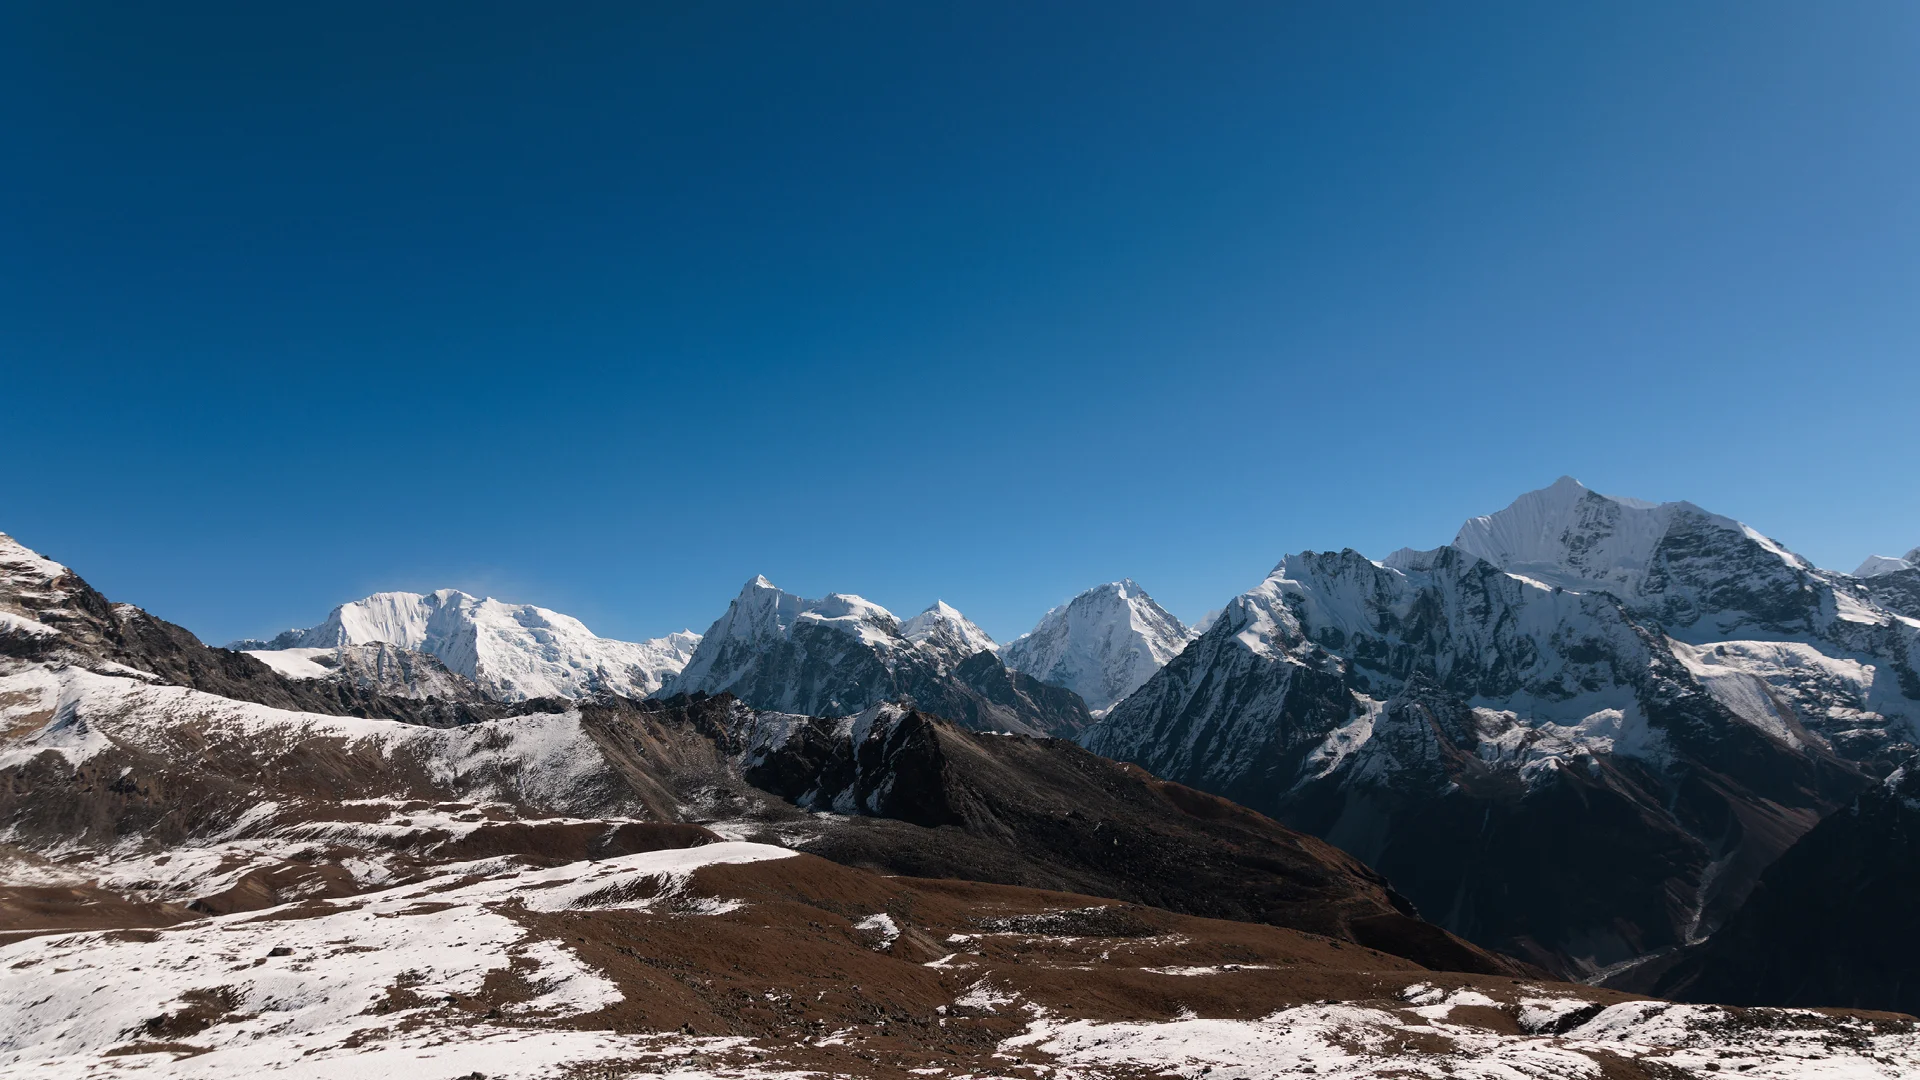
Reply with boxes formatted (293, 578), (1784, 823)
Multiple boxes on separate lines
(1002, 580), (1194, 714)
(667, 576), (907, 701)
(675, 577), (905, 692)
(1450, 478), (1818, 632)
(900, 600), (998, 671)
(1856, 550), (1920, 578)
(666, 578), (1088, 736)
(234, 589), (700, 702)
(1454, 477), (1713, 594)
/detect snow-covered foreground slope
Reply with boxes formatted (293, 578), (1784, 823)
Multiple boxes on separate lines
(6, 805), (1914, 1080)
(1090, 478), (1920, 977)
(1007, 993), (1920, 1080)
(663, 576), (1091, 736)
(8, 876), (1915, 1080)
(0, 844), (794, 1079)
(236, 589), (700, 701)
(1001, 579), (1195, 714)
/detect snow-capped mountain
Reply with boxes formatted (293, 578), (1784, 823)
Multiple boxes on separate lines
(1001, 580), (1196, 715)
(899, 600), (999, 671)
(234, 590), (700, 701)
(662, 576), (1090, 736)
(1088, 479), (1920, 976)
(1856, 547), (1920, 578)
(1451, 475), (1833, 637)
(9, 532), (1920, 1075)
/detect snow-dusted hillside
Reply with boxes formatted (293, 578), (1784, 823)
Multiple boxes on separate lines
(236, 590), (700, 701)
(243, 641), (489, 702)
(1001, 580), (1195, 714)
(663, 576), (1090, 736)
(1089, 479), (1920, 976)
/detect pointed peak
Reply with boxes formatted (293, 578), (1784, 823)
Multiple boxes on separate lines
(902, 599), (997, 657)
(0, 532), (69, 585)
(1074, 579), (1150, 604)
(1855, 554), (1917, 579)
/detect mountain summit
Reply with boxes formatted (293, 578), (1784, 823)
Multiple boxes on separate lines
(899, 600), (998, 671)
(1001, 580), (1195, 714)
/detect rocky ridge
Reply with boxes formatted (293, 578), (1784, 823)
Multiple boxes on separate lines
(662, 576), (1092, 737)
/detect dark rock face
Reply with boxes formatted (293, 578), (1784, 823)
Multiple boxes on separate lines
(1862, 567), (1920, 623)
(712, 623), (1089, 737)
(948, 650), (1093, 733)
(1638, 506), (1826, 636)
(688, 696), (1528, 976)
(1648, 760), (1920, 1015)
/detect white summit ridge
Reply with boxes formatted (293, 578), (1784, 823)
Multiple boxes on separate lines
(1001, 580), (1195, 715)
(1855, 548), (1920, 578)
(234, 590), (699, 702)
(1450, 475), (1807, 603)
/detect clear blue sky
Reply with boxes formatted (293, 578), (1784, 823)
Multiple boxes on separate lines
(4, 3), (1917, 646)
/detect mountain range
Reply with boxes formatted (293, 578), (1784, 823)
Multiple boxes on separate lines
(194, 479), (1920, 984)
(1092, 477), (1919, 981)
(232, 589), (701, 701)
(6, 480), (1920, 1077)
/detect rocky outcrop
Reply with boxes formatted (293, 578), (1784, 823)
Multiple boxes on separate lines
(641, 695), (1529, 976)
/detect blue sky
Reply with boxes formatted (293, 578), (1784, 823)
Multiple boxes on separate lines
(4, 3), (1917, 645)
